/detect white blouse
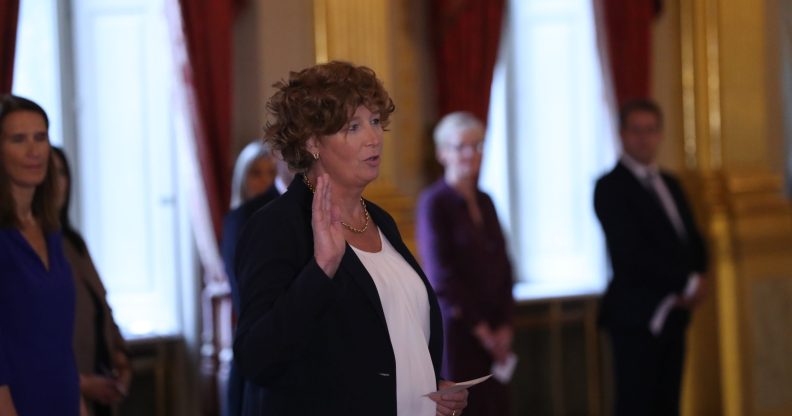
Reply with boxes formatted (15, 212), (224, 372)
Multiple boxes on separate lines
(351, 229), (436, 416)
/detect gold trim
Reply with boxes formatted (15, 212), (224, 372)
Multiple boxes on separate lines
(314, 0), (328, 63)
(681, 1), (742, 414)
(584, 299), (602, 416)
(705, 0), (723, 169)
(713, 211), (744, 416)
(681, 0), (698, 169)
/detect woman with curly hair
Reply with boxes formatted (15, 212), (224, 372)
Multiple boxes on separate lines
(233, 61), (468, 416)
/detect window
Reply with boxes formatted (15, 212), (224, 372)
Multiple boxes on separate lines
(12, 0), (64, 146)
(481, 0), (617, 298)
(14, 0), (193, 337)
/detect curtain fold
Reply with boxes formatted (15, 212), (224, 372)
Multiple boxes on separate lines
(171, 2), (245, 414)
(429, 0), (505, 123)
(0, 0), (20, 93)
(599, 0), (662, 106)
(177, 0), (240, 239)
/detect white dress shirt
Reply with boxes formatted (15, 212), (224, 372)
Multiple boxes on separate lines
(351, 229), (437, 416)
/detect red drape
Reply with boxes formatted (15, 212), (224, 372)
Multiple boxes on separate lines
(0, 0), (20, 93)
(429, 0), (505, 123)
(601, 0), (662, 106)
(177, 0), (245, 238)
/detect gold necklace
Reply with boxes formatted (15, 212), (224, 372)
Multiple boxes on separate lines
(303, 174), (369, 234)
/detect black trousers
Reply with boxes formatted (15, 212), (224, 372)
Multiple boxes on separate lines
(608, 321), (687, 416)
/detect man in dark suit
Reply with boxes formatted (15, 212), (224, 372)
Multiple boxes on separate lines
(594, 99), (708, 416)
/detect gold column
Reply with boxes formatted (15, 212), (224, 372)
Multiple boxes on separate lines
(679, 0), (792, 415)
(680, 3), (737, 415)
(680, 0), (723, 171)
(312, 0), (433, 249)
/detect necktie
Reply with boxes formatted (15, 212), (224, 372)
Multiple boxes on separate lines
(644, 171), (687, 239)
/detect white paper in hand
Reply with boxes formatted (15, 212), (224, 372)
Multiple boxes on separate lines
(683, 275), (700, 300)
(424, 374), (492, 398)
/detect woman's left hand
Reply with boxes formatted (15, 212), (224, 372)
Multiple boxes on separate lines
(430, 380), (468, 416)
(113, 351), (132, 397)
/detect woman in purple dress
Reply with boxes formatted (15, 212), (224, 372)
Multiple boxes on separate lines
(417, 112), (515, 416)
(0, 95), (80, 415)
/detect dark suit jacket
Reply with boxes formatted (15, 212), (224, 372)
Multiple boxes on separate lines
(233, 176), (444, 416)
(594, 162), (708, 331)
(221, 185), (282, 314)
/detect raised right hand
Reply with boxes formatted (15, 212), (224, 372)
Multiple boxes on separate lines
(311, 174), (345, 278)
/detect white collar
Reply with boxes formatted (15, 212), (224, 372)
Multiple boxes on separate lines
(620, 153), (659, 181)
(275, 176), (289, 195)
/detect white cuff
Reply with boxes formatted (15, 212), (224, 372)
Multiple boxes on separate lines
(649, 294), (677, 336)
(683, 273), (701, 300)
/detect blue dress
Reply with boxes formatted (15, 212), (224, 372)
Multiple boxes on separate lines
(0, 228), (80, 415)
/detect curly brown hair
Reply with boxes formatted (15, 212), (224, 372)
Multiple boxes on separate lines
(263, 61), (396, 171)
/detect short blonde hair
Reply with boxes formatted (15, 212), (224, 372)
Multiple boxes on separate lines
(433, 111), (485, 149)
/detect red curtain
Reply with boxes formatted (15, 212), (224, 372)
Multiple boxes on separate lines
(0, 0), (20, 93)
(600, 0), (663, 106)
(429, 0), (505, 123)
(177, 0), (245, 238)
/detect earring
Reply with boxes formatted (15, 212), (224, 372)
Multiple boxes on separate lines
(312, 153), (319, 160)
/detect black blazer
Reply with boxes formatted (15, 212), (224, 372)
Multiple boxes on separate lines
(594, 162), (708, 331)
(233, 176), (444, 416)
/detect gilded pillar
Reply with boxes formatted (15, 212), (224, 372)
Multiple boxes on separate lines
(679, 0), (792, 415)
(313, 0), (433, 249)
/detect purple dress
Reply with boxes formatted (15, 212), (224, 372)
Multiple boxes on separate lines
(416, 180), (514, 416)
(0, 228), (80, 415)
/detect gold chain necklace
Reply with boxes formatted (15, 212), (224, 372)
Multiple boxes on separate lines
(303, 174), (369, 234)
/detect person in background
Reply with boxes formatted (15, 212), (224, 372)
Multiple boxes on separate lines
(222, 140), (282, 313)
(594, 99), (708, 416)
(416, 111), (515, 416)
(234, 61), (468, 416)
(0, 94), (80, 415)
(228, 140), (278, 211)
(221, 140), (291, 416)
(51, 147), (132, 416)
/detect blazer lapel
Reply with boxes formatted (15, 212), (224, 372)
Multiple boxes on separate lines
(367, 204), (430, 292)
(338, 245), (389, 331)
(336, 203), (439, 333)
